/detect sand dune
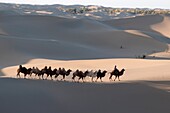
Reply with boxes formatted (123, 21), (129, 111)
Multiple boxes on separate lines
(0, 15), (113, 37)
(1, 78), (170, 113)
(0, 14), (169, 77)
(151, 15), (170, 38)
(0, 13), (170, 113)
(103, 14), (170, 42)
(103, 15), (164, 31)
(0, 15), (168, 68)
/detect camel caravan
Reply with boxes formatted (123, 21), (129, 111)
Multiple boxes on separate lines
(17, 65), (125, 82)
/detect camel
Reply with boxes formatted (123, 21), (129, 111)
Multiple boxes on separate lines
(85, 70), (98, 82)
(30, 67), (41, 79)
(17, 65), (32, 79)
(95, 70), (107, 82)
(45, 66), (52, 79)
(54, 69), (60, 80)
(109, 68), (125, 81)
(55, 68), (72, 81)
(48, 68), (58, 80)
(72, 70), (86, 82)
(41, 66), (48, 80)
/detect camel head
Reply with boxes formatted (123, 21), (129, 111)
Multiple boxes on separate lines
(122, 69), (125, 72)
(120, 69), (125, 75)
(19, 65), (22, 69)
(68, 69), (72, 72)
(103, 70), (107, 74)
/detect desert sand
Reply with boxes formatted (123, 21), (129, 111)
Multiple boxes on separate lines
(0, 13), (170, 113)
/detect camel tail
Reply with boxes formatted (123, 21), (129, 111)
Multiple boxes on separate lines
(109, 75), (112, 79)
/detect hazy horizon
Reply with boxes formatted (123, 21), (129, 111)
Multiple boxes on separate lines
(0, 0), (169, 9)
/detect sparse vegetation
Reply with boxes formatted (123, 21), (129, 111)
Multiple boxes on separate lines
(0, 3), (169, 18)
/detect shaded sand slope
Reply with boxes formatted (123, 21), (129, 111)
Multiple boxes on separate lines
(103, 15), (170, 43)
(0, 15), (168, 69)
(0, 15), (112, 38)
(0, 30), (166, 61)
(151, 15), (170, 38)
(0, 78), (170, 113)
(103, 15), (164, 31)
(0, 37), (32, 67)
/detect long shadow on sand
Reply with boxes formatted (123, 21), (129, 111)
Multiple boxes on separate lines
(0, 78), (170, 113)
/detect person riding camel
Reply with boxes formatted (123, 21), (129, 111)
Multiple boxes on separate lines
(114, 65), (119, 75)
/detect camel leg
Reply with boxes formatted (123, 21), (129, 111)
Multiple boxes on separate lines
(82, 77), (85, 82)
(50, 75), (53, 80)
(100, 77), (103, 82)
(78, 77), (81, 83)
(30, 73), (35, 79)
(34, 74), (37, 79)
(114, 76), (117, 81)
(109, 75), (113, 81)
(61, 75), (64, 81)
(17, 72), (20, 78)
(46, 74), (49, 80)
(38, 74), (41, 79)
(24, 74), (27, 79)
(95, 77), (99, 82)
(91, 77), (94, 82)
(55, 76), (57, 81)
(55, 75), (59, 81)
(118, 76), (120, 81)
(42, 74), (44, 80)
(63, 75), (66, 81)
(81, 77), (83, 82)
(72, 76), (75, 82)
(72, 78), (75, 82)
(60, 75), (63, 81)
(29, 73), (32, 78)
(83, 77), (86, 82)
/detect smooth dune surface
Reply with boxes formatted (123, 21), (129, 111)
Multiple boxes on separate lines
(0, 12), (170, 113)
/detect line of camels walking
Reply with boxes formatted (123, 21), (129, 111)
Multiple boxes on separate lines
(17, 65), (125, 82)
